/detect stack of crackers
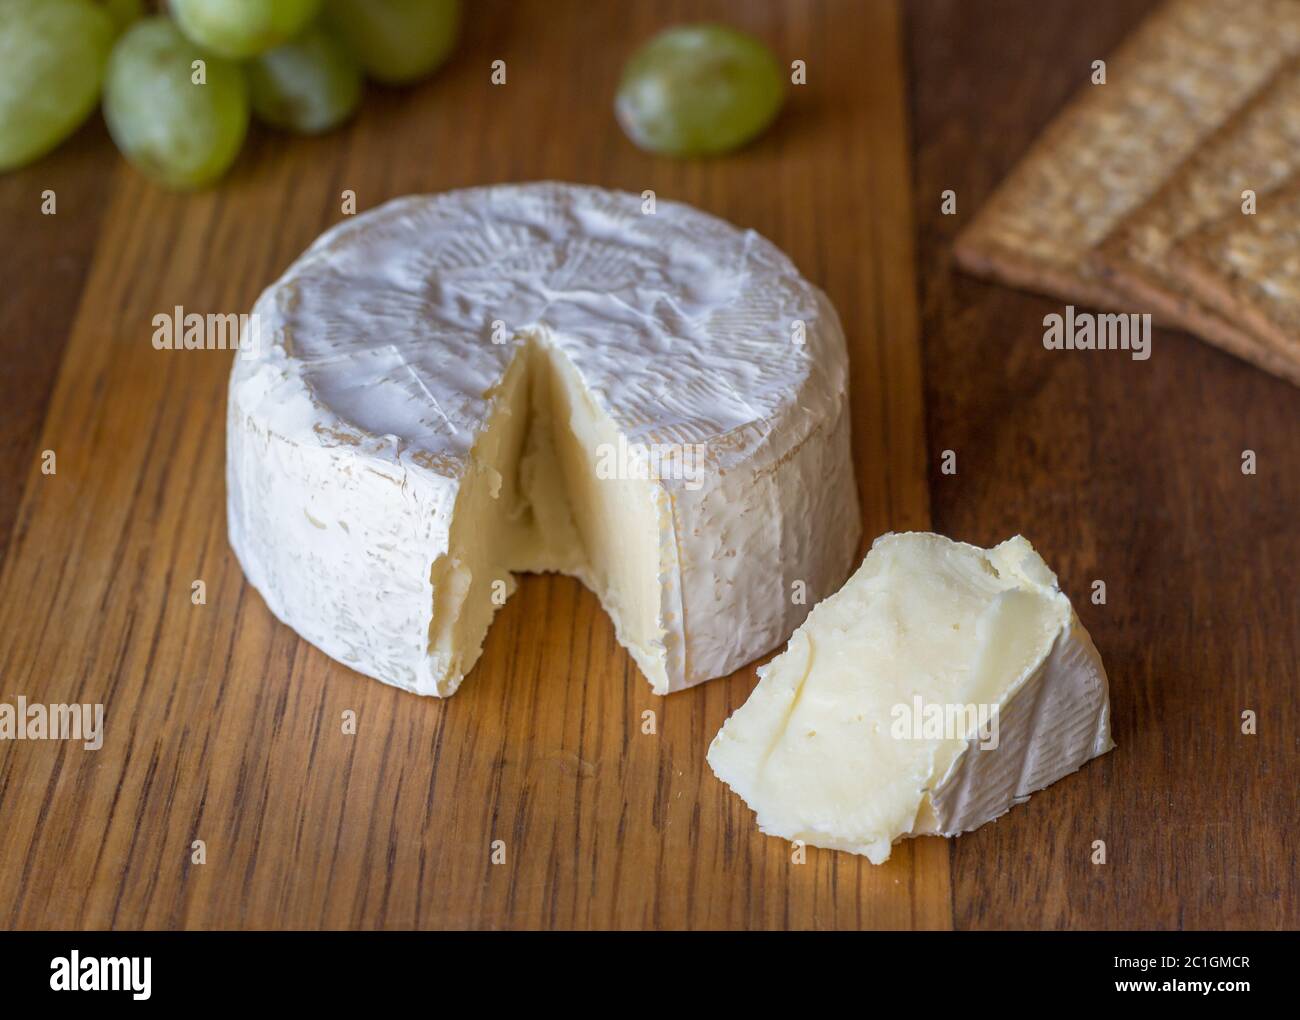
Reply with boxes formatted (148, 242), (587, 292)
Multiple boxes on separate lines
(954, 0), (1300, 385)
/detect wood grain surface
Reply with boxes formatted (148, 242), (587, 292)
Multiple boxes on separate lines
(0, 0), (940, 930)
(910, 0), (1299, 929)
(0, 0), (1294, 931)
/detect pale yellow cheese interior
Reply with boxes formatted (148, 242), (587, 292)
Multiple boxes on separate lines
(426, 333), (670, 694)
(707, 533), (1071, 862)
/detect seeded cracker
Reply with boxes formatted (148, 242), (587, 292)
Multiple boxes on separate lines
(953, 0), (1300, 311)
(1095, 59), (1300, 383)
(1166, 179), (1300, 381)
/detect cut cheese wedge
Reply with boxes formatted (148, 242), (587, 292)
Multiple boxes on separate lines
(227, 183), (860, 696)
(707, 532), (1114, 862)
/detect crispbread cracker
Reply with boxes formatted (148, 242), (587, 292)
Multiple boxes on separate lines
(1094, 58), (1300, 380)
(1166, 180), (1300, 384)
(954, 0), (1300, 308)
(1098, 60), (1300, 285)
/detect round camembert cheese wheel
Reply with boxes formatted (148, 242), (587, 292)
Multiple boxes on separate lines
(227, 182), (860, 696)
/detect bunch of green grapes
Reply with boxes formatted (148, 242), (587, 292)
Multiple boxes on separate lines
(2, 2), (786, 191)
(1, 0), (461, 189)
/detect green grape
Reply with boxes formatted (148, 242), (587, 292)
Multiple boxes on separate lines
(324, 0), (460, 85)
(103, 17), (249, 189)
(0, 0), (115, 172)
(170, 0), (323, 60)
(96, 0), (145, 33)
(615, 24), (785, 157)
(248, 24), (362, 134)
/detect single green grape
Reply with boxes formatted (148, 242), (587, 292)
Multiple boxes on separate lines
(170, 0), (323, 60)
(248, 24), (363, 134)
(324, 0), (460, 85)
(103, 17), (250, 189)
(0, 0), (115, 173)
(615, 24), (785, 157)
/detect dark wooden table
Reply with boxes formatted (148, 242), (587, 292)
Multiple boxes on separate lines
(0, 0), (1294, 929)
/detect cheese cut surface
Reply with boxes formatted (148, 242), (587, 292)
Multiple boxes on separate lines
(227, 182), (860, 696)
(707, 532), (1113, 862)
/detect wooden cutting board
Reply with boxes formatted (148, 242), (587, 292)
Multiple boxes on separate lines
(0, 0), (1294, 930)
(0, 0), (939, 929)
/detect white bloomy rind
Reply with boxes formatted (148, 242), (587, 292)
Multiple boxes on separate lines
(227, 182), (859, 696)
(707, 532), (1114, 862)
